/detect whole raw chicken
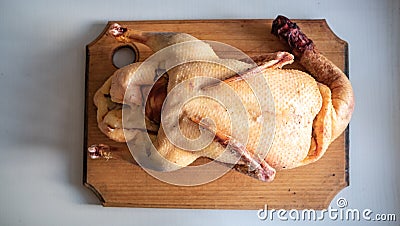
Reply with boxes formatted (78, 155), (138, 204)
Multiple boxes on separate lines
(94, 16), (354, 182)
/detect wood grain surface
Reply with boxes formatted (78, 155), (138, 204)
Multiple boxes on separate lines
(83, 19), (349, 209)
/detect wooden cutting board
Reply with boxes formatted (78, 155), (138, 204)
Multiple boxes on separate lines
(84, 19), (349, 209)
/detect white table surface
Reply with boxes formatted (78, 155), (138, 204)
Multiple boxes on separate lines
(0, 0), (399, 225)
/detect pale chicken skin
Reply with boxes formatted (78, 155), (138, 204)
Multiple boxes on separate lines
(94, 16), (354, 182)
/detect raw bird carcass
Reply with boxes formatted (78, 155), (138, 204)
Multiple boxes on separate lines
(93, 16), (354, 182)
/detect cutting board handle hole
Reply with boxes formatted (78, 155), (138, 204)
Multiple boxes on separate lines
(112, 45), (139, 68)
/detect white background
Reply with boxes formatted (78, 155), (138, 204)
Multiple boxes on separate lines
(0, 0), (399, 225)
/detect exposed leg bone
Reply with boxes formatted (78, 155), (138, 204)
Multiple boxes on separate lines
(215, 51), (294, 86)
(189, 117), (276, 182)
